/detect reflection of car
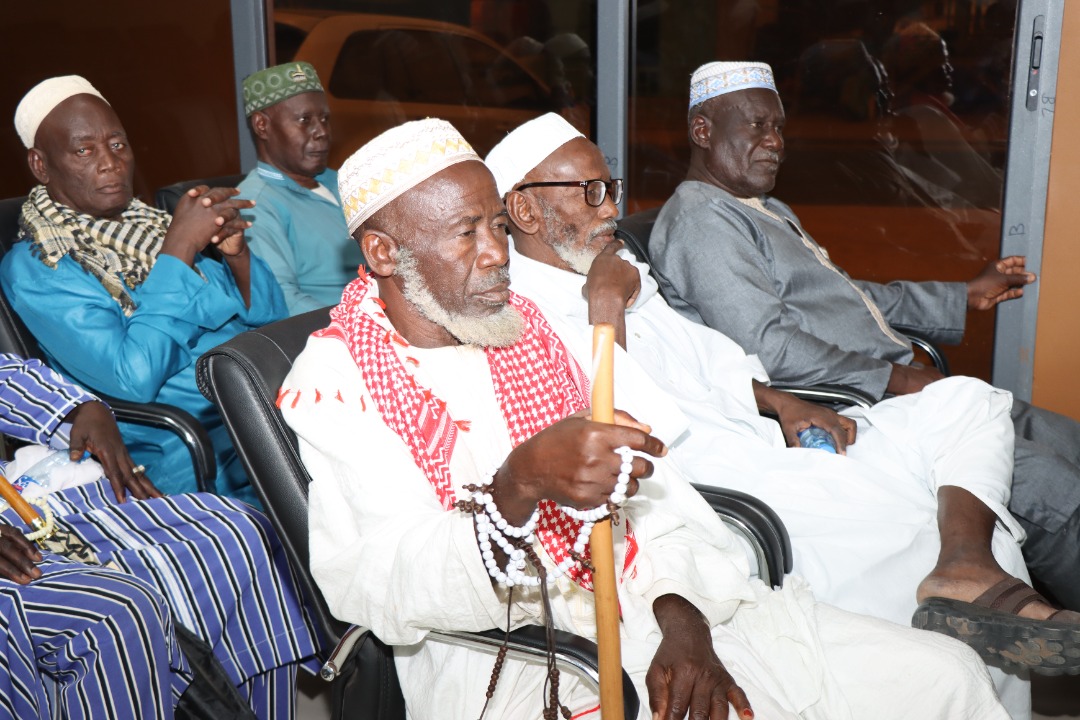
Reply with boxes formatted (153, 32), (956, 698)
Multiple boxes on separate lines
(278, 12), (560, 168)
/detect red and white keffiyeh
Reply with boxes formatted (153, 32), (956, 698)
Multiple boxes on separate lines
(315, 275), (637, 590)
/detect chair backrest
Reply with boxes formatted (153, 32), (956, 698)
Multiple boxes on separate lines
(197, 308), (409, 719)
(194, 307), (343, 640)
(154, 174), (248, 214)
(614, 206), (660, 265)
(615, 206), (672, 303)
(0, 197), (46, 360)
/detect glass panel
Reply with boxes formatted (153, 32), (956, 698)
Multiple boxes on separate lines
(271, 0), (597, 166)
(629, 2), (1019, 380)
(0, 0), (239, 203)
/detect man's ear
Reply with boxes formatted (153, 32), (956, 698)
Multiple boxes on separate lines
(689, 113), (712, 150)
(250, 111), (271, 141)
(27, 148), (49, 185)
(360, 228), (398, 278)
(504, 190), (540, 236)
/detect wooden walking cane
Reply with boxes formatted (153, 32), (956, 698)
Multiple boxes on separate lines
(0, 470), (100, 563)
(591, 323), (624, 719)
(0, 473), (52, 543)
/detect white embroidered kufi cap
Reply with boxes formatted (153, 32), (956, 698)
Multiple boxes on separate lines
(15, 75), (108, 149)
(338, 118), (480, 233)
(689, 61), (776, 110)
(485, 113), (584, 197)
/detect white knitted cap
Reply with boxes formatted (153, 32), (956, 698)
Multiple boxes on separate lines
(338, 118), (480, 234)
(689, 61), (776, 110)
(15, 75), (107, 149)
(484, 113), (584, 197)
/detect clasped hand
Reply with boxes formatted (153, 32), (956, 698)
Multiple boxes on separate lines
(161, 185), (254, 264)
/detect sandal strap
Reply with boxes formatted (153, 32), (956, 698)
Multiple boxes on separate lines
(973, 577), (1050, 615)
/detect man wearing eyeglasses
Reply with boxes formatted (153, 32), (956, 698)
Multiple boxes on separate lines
(488, 112), (1080, 717)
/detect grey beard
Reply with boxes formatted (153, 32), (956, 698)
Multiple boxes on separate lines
(540, 202), (617, 275)
(553, 243), (597, 275)
(395, 248), (524, 348)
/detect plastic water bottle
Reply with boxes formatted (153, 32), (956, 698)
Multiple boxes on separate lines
(797, 426), (837, 453)
(0, 449), (90, 510)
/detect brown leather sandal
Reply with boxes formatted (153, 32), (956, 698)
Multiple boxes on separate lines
(912, 577), (1080, 676)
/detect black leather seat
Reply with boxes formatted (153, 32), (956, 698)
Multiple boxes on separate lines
(196, 307), (793, 719)
(614, 207), (660, 268)
(154, 174), (248, 214)
(0, 196), (217, 492)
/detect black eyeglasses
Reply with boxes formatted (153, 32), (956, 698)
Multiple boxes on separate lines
(513, 178), (624, 207)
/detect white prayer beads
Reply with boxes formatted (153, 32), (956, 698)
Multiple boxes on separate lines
(560, 446), (633, 521)
(473, 446), (633, 587)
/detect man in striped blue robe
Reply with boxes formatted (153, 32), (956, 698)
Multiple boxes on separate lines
(0, 353), (319, 719)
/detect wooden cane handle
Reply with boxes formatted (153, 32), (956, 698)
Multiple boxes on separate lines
(0, 473), (43, 527)
(590, 323), (624, 719)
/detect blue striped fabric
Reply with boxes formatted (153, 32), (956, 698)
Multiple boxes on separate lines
(0, 355), (97, 447)
(0, 480), (320, 719)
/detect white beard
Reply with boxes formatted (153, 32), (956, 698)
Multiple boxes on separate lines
(395, 248), (524, 348)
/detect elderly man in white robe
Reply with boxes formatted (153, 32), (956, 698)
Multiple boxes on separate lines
(280, 117), (1011, 720)
(485, 112), (1080, 718)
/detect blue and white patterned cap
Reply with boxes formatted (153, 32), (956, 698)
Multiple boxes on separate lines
(689, 61), (776, 110)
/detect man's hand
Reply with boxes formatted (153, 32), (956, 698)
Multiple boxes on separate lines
(584, 241), (640, 309)
(160, 186), (254, 267)
(757, 385), (856, 454)
(0, 524), (42, 585)
(214, 231), (250, 258)
(886, 362), (944, 396)
(490, 409), (665, 525)
(583, 242), (640, 349)
(64, 401), (163, 503)
(967, 256), (1036, 311)
(648, 594), (754, 720)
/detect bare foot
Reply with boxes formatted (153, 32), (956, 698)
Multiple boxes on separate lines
(917, 561), (1058, 621)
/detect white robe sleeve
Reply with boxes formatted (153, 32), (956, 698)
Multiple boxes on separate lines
(281, 337), (516, 645)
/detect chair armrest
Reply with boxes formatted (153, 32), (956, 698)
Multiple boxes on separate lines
(321, 624), (640, 719)
(898, 329), (951, 376)
(693, 484), (792, 588)
(105, 397), (217, 494)
(437, 626), (641, 720)
(769, 383), (875, 409)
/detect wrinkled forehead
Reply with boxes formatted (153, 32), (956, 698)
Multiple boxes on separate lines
(702, 87), (784, 122)
(536, 136), (607, 178)
(379, 160), (502, 234)
(38, 94), (125, 147)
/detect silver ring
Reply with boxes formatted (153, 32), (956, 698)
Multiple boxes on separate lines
(132, 465), (146, 475)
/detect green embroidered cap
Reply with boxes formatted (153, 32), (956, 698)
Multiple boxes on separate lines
(242, 62), (324, 117)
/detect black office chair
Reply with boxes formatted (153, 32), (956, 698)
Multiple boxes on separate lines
(196, 307), (792, 719)
(614, 207), (661, 268)
(0, 196), (217, 492)
(154, 174), (248, 214)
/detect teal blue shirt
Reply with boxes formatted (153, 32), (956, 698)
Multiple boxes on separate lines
(239, 163), (362, 314)
(0, 242), (287, 505)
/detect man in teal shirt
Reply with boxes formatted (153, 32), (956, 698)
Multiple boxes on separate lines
(238, 62), (362, 314)
(2, 75), (286, 505)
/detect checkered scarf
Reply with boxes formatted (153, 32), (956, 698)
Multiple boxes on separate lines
(318, 275), (637, 590)
(19, 185), (170, 316)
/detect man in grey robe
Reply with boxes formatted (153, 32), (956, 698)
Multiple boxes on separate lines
(650, 60), (1080, 612)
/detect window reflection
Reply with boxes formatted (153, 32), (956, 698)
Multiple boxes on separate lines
(0, 0), (238, 202)
(272, 1), (596, 166)
(629, 1), (1018, 380)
